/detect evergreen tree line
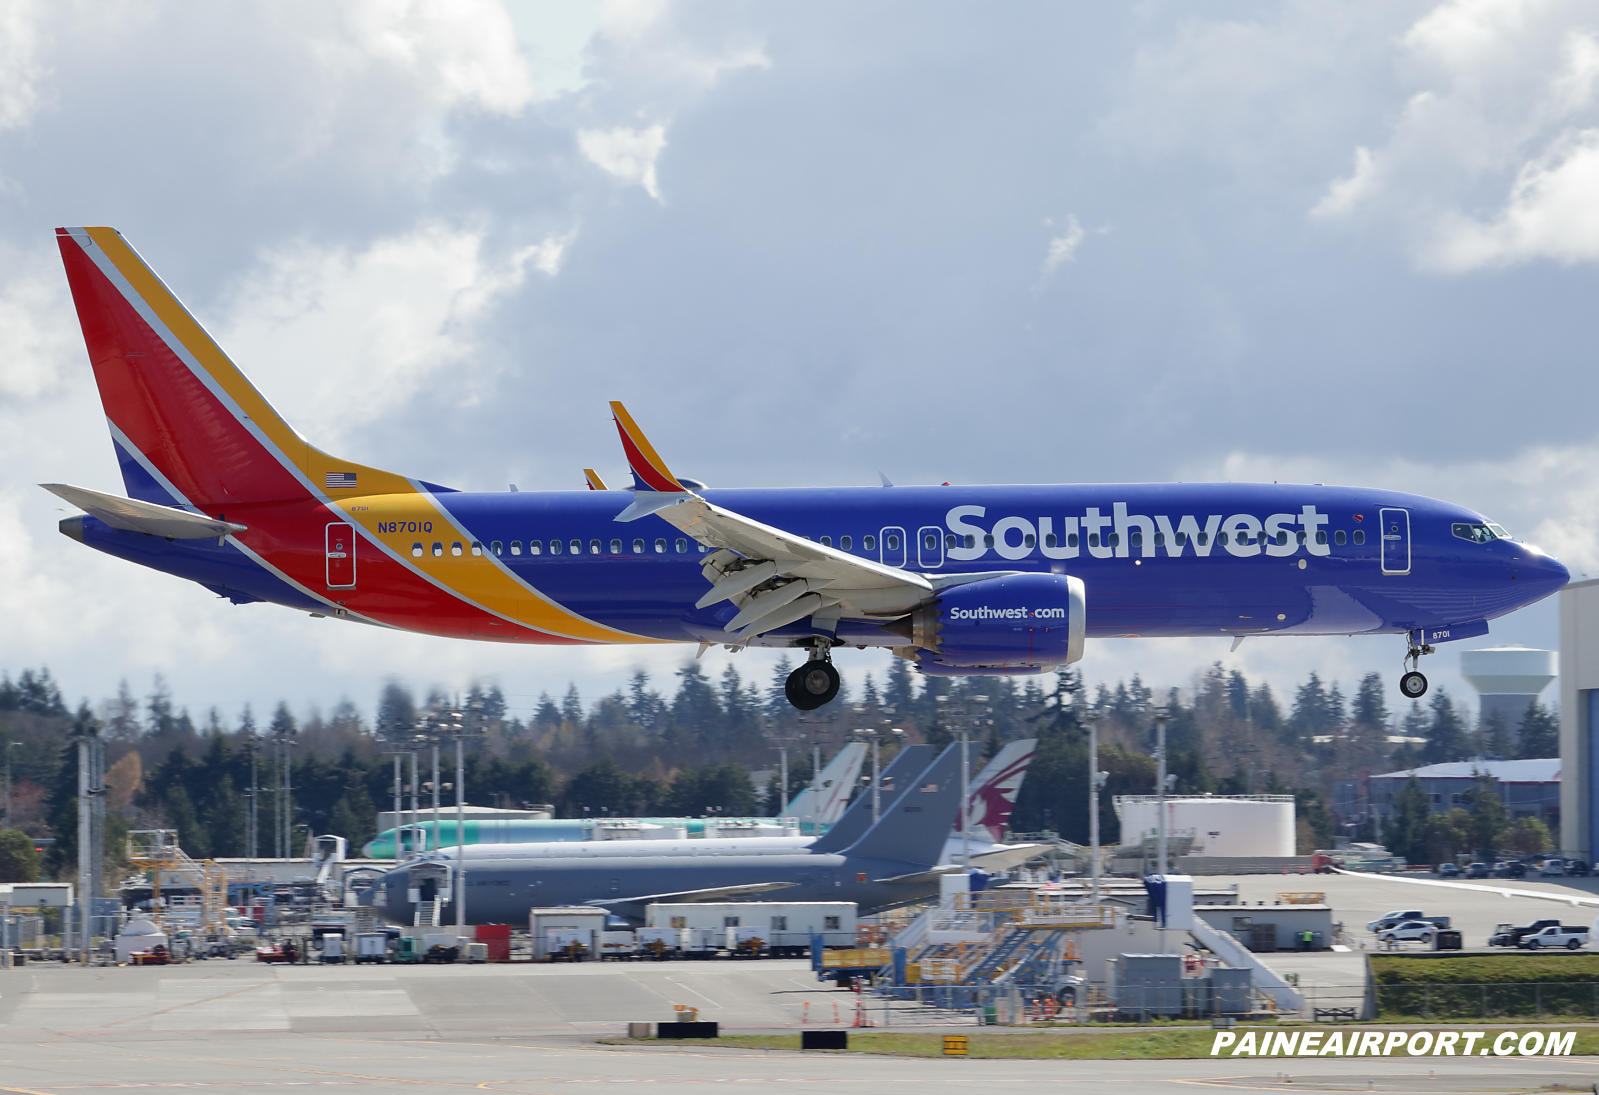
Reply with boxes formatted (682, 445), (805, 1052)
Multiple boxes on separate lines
(0, 656), (1563, 884)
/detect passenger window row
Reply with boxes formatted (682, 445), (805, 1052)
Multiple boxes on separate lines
(412, 538), (704, 558)
(403, 526), (1367, 561)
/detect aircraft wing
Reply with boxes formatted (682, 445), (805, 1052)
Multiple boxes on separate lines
(591, 881), (798, 920)
(1330, 867), (1599, 908)
(607, 402), (1009, 638)
(42, 483), (247, 540)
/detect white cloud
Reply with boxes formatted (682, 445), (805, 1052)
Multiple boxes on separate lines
(1311, 0), (1599, 269)
(217, 223), (563, 447)
(0, 0), (50, 132)
(578, 124), (668, 199)
(323, 0), (534, 117)
(1311, 146), (1379, 219)
(1042, 216), (1085, 273)
(1427, 126), (1599, 268)
(0, 248), (79, 402)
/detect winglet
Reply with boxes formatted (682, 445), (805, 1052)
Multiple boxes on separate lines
(609, 401), (689, 493)
(583, 469), (609, 491)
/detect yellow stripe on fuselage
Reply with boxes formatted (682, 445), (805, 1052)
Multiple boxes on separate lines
(336, 494), (668, 643)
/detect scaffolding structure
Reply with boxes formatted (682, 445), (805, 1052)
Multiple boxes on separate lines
(126, 830), (230, 936)
(886, 890), (1115, 992)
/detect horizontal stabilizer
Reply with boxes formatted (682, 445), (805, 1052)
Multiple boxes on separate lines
(876, 844), (1046, 885)
(41, 483), (246, 539)
(966, 843), (1046, 871)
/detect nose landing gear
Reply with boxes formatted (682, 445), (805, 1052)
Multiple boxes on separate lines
(786, 644), (841, 711)
(1399, 633), (1435, 699)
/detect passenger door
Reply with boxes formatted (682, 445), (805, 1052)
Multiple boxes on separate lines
(1378, 508), (1410, 576)
(326, 522), (356, 588)
(879, 526), (907, 567)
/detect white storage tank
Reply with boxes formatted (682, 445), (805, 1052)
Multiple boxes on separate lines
(1114, 795), (1295, 858)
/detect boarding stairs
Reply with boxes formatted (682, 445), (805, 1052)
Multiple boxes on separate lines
(126, 829), (229, 935)
(413, 898), (441, 928)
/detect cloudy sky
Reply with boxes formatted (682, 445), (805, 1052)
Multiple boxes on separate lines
(3, 0), (1597, 726)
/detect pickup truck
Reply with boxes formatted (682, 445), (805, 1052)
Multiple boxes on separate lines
(1520, 925), (1589, 950)
(1366, 910), (1451, 933)
(1377, 920), (1441, 945)
(1490, 920), (1559, 947)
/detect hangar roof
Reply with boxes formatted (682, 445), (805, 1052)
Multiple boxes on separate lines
(1371, 759), (1561, 783)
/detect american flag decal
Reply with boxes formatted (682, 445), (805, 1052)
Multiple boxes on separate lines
(325, 472), (358, 489)
(919, 782), (939, 792)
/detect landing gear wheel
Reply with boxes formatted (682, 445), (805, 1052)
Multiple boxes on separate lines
(786, 660), (840, 711)
(1400, 671), (1429, 699)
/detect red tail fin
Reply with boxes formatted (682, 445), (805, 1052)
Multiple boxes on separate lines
(56, 227), (409, 508)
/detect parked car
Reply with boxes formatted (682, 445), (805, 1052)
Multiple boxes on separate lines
(1465, 862), (1490, 879)
(1489, 919), (1560, 947)
(1437, 863), (1462, 878)
(1366, 910), (1450, 933)
(1539, 857), (1567, 877)
(1492, 860), (1527, 879)
(1378, 920), (1438, 945)
(1567, 859), (1591, 877)
(1521, 925), (1589, 950)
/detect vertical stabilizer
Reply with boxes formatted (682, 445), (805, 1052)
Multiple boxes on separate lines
(956, 739), (1038, 843)
(837, 745), (964, 868)
(785, 742), (868, 831)
(809, 745), (933, 854)
(55, 227), (413, 508)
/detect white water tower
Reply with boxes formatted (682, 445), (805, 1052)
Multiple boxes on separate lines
(1459, 646), (1555, 744)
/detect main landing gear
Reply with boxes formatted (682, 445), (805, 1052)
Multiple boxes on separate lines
(786, 644), (841, 711)
(1399, 633), (1434, 700)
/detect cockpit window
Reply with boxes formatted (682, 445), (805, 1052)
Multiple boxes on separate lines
(1453, 522), (1509, 544)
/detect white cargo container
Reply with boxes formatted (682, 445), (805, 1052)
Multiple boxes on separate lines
(645, 902), (856, 955)
(637, 926), (686, 956)
(530, 907), (608, 960)
(600, 930), (636, 959)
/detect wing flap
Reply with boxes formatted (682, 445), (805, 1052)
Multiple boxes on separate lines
(42, 483), (247, 540)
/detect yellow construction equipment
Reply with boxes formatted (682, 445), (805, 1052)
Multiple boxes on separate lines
(126, 829), (229, 937)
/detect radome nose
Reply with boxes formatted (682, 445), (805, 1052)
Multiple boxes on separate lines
(1536, 552), (1571, 590)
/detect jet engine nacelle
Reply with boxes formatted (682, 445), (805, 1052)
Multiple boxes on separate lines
(905, 572), (1085, 671)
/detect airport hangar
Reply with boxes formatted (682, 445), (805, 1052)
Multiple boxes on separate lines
(1560, 577), (1599, 861)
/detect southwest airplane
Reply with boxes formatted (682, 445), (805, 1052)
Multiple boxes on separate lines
(46, 228), (1570, 709)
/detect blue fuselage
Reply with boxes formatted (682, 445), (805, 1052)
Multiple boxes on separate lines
(77, 482), (1566, 645)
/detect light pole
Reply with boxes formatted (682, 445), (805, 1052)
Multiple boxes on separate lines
(4, 742), (21, 830)
(1152, 706), (1172, 875)
(1084, 708), (1105, 901)
(851, 727), (905, 823)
